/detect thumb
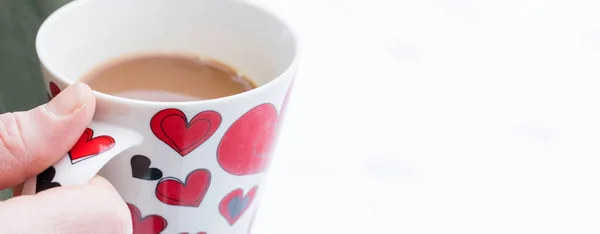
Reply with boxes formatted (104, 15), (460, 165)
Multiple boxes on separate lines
(0, 82), (95, 189)
(0, 176), (132, 234)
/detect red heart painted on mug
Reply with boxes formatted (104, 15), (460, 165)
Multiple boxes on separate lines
(217, 103), (278, 176)
(128, 203), (168, 234)
(151, 109), (221, 157)
(49, 82), (61, 98)
(219, 186), (258, 225)
(155, 169), (211, 207)
(68, 128), (115, 164)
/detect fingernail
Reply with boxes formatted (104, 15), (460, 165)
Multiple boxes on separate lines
(45, 82), (87, 117)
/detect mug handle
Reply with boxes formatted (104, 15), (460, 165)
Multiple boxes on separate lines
(21, 121), (143, 195)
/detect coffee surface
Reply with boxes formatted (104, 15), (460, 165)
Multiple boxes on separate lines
(79, 53), (256, 102)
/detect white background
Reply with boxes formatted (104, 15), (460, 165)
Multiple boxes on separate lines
(252, 0), (600, 233)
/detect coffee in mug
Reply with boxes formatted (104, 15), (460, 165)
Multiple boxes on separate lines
(79, 53), (257, 102)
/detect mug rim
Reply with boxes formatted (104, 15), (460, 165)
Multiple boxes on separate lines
(36, 0), (300, 107)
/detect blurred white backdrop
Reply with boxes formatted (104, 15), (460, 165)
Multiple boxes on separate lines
(253, 0), (600, 233)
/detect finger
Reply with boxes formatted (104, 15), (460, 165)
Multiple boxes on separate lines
(0, 82), (95, 189)
(12, 176), (113, 198)
(0, 176), (132, 234)
(12, 174), (115, 198)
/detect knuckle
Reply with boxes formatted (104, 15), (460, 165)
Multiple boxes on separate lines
(0, 113), (27, 155)
(0, 113), (29, 174)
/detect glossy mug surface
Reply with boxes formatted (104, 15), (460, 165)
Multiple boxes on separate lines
(22, 0), (298, 233)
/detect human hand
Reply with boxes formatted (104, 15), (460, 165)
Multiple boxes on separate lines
(0, 83), (132, 233)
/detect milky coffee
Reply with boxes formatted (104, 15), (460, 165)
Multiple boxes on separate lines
(79, 53), (256, 102)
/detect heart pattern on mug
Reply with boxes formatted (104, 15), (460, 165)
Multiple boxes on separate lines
(49, 82), (61, 98)
(219, 186), (258, 225)
(35, 166), (61, 193)
(155, 169), (211, 207)
(131, 155), (163, 181)
(69, 128), (116, 164)
(128, 203), (168, 234)
(217, 103), (278, 176)
(151, 109), (222, 157)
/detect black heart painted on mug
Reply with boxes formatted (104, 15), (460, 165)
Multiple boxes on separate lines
(36, 166), (61, 193)
(130, 155), (163, 181)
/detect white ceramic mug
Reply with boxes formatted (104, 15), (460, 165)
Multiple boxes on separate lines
(21, 0), (298, 233)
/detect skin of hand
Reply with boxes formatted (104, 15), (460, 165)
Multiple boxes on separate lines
(0, 83), (132, 233)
